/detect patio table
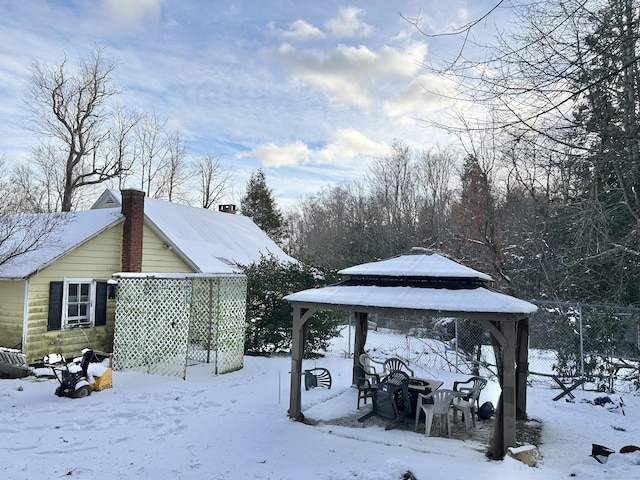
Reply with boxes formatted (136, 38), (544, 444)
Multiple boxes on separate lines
(408, 377), (444, 413)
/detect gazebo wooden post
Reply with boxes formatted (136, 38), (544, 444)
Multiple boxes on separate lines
(516, 318), (530, 419)
(502, 320), (518, 452)
(480, 317), (523, 458)
(288, 306), (314, 422)
(353, 312), (368, 382)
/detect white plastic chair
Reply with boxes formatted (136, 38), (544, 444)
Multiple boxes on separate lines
(414, 389), (455, 437)
(359, 353), (384, 375)
(452, 376), (487, 427)
(451, 393), (473, 431)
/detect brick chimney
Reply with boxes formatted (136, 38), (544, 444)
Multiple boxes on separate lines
(121, 189), (145, 272)
(218, 204), (237, 214)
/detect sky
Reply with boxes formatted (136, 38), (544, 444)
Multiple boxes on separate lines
(2, 327), (639, 479)
(0, 0), (510, 210)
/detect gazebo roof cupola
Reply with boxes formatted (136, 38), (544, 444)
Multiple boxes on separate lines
(338, 247), (493, 290)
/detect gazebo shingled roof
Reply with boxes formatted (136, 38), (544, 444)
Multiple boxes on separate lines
(284, 248), (537, 459)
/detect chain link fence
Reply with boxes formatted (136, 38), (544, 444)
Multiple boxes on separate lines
(337, 312), (497, 379)
(335, 301), (640, 393)
(529, 301), (640, 393)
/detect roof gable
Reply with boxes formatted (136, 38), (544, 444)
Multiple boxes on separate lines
(0, 209), (124, 280)
(143, 196), (294, 273)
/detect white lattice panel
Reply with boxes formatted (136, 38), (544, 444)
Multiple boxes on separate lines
(113, 275), (246, 379)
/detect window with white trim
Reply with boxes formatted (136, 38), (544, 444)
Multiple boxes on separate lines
(47, 279), (109, 331)
(62, 279), (95, 328)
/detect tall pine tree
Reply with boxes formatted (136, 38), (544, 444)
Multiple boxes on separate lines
(240, 170), (284, 244)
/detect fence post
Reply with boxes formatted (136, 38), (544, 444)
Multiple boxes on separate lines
(348, 313), (352, 358)
(455, 318), (459, 371)
(578, 303), (584, 380)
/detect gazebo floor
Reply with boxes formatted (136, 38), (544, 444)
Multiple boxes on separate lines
(311, 407), (493, 440)
(310, 408), (542, 454)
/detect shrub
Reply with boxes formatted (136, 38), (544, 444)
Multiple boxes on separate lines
(242, 254), (342, 357)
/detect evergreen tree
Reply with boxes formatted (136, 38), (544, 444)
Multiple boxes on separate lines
(450, 155), (509, 288)
(240, 170), (284, 243)
(242, 254), (342, 357)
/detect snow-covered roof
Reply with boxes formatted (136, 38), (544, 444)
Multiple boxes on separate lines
(94, 189), (295, 274)
(284, 285), (537, 316)
(143, 195), (294, 274)
(339, 250), (493, 281)
(0, 209), (124, 280)
(0, 189), (294, 280)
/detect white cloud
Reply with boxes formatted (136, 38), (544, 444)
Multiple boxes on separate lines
(99, 0), (162, 31)
(325, 6), (373, 38)
(383, 73), (457, 120)
(317, 128), (387, 163)
(267, 19), (325, 41)
(277, 41), (428, 108)
(457, 6), (470, 25)
(242, 129), (388, 168)
(267, 7), (372, 43)
(246, 141), (312, 168)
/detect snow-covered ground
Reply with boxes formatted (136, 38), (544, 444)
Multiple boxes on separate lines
(1, 337), (639, 479)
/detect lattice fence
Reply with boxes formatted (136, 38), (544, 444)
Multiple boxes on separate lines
(113, 274), (246, 379)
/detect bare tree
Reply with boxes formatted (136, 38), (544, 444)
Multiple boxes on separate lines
(30, 143), (67, 211)
(26, 47), (127, 211)
(367, 141), (422, 255)
(133, 110), (168, 198)
(0, 156), (64, 266)
(194, 154), (232, 209)
(162, 128), (190, 203)
(287, 181), (375, 268)
(416, 147), (457, 246)
(108, 105), (140, 191)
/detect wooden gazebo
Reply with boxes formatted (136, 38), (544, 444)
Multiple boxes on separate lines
(283, 248), (537, 459)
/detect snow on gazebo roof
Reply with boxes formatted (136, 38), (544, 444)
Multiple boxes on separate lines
(338, 248), (493, 281)
(284, 284), (536, 315)
(284, 248), (537, 317)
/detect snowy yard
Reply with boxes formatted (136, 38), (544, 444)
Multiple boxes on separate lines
(1, 334), (640, 479)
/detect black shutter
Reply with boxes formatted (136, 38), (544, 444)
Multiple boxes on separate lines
(95, 281), (107, 326)
(47, 281), (63, 331)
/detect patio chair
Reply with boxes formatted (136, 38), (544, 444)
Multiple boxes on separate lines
(303, 368), (332, 390)
(353, 365), (379, 408)
(359, 353), (384, 375)
(452, 376), (487, 426)
(358, 370), (412, 430)
(451, 392), (474, 431)
(383, 357), (415, 377)
(414, 389), (455, 437)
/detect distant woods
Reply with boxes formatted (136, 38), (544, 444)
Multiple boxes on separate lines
(285, 130), (637, 306)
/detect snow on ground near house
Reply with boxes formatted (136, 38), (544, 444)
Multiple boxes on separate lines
(2, 353), (640, 479)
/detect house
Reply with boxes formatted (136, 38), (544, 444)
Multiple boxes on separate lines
(0, 189), (294, 364)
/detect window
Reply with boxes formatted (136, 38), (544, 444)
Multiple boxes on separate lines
(65, 281), (92, 327)
(47, 279), (109, 330)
